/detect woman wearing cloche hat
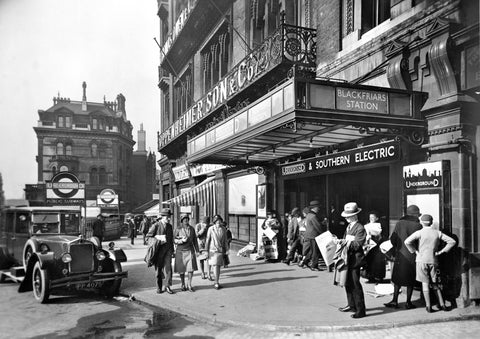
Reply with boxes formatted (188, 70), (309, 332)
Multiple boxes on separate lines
(173, 214), (199, 292)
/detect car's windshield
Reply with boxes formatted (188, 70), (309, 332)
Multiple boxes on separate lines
(32, 212), (80, 235)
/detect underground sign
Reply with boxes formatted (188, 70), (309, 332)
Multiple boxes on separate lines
(46, 172), (85, 205)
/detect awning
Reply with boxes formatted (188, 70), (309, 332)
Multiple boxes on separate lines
(144, 204), (160, 217)
(168, 176), (216, 209)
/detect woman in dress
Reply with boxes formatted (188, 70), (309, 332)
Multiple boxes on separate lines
(363, 210), (386, 283)
(206, 215), (228, 289)
(174, 215), (199, 292)
(195, 216), (211, 280)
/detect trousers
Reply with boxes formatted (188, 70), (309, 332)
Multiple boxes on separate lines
(303, 238), (320, 267)
(345, 266), (366, 316)
(155, 251), (172, 290)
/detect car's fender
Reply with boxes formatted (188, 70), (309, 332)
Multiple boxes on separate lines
(106, 248), (127, 262)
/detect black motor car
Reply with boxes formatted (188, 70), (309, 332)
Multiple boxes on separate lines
(0, 206), (128, 303)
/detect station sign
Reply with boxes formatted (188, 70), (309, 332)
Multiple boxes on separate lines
(46, 172), (85, 205)
(97, 188), (118, 208)
(280, 141), (400, 176)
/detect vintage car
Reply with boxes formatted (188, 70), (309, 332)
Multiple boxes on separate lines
(0, 206), (128, 303)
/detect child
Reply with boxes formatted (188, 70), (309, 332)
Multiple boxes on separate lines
(404, 214), (456, 313)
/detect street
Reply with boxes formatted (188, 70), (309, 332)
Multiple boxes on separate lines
(0, 237), (479, 338)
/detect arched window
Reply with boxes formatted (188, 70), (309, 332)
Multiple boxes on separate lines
(92, 118), (98, 130)
(65, 144), (72, 156)
(99, 167), (107, 185)
(52, 166), (57, 175)
(56, 142), (64, 155)
(91, 143), (97, 157)
(90, 168), (98, 185)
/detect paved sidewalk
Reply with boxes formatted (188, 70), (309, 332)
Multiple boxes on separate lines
(117, 238), (480, 332)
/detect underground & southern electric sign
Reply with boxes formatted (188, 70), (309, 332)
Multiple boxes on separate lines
(280, 141), (399, 176)
(403, 161), (444, 189)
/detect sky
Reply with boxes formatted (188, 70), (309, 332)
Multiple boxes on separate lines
(0, 0), (160, 199)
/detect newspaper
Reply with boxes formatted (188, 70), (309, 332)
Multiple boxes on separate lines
(315, 231), (336, 266)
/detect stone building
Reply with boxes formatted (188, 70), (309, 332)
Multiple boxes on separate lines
(33, 82), (135, 211)
(155, 0), (479, 301)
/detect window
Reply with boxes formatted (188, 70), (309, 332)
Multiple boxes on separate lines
(60, 165), (69, 172)
(92, 118), (98, 130)
(52, 166), (57, 175)
(99, 167), (107, 185)
(15, 212), (29, 234)
(201, 25), (230, 95)
(173, 68), (193, 119)
(90, 168), (98, 185)
(361, 0), (390, 34)
(65, 116), (71, 128)
(91, 143), (97, 157)
(98, 144), (106, 158)
(56, 142), (64, 155)
(65, 144), (72, 156)
(58, 116), (64, 128)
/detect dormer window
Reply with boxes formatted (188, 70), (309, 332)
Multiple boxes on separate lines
(92, 118), (98, 130)
(65, 116), (71, 128)
(58, 116), (64, 128)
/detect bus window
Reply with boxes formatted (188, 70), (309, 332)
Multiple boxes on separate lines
(15, 213), (30, 234)
(6, 212), (15, 233)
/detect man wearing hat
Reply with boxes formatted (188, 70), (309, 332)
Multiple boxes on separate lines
(384, 205), (422, 309)
(146, 208), (175, 294)
(337, 202), (367, 318)
(404, 214), (456, 313)
(299, 200), (327, 271)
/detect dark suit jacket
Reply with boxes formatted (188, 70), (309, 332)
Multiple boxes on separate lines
(287, 217), (300, 241)
(344, 221), (366, 269)
(146, 220), (174, 254)
(304, 211), (327, 240)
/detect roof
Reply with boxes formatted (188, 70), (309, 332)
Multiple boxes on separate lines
(44, 101), (120, 118)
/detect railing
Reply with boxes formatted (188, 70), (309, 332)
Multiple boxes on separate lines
(158, 21), (316, 150)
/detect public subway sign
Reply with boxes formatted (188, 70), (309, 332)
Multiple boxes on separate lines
(280, 141), (400, 176)
(159, 44), (277, 148)
(336, 88), (388, 114)
(46, 172), (85, 205)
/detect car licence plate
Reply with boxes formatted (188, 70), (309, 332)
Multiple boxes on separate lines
(76, 281), (103, 289)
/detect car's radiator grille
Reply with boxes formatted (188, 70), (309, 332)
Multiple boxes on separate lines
(69, 243), (94, 273)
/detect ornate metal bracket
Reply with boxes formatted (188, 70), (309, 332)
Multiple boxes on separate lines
(356, 125), (426, 146)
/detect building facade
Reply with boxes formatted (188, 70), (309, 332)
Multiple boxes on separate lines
(156, 0), (479, 290)
(33, 82), (136, 211)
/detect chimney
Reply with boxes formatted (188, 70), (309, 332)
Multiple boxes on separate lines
(116, 93), (126, 117)
(81, 81), (87, 111)
(137, 123), (146, 152)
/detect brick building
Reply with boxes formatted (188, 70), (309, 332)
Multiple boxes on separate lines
(155, 0), (479, 301)
(32, 82), (136, 211)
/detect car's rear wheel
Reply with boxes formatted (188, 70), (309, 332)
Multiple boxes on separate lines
(101, 260), (122, 298)
(32, 261), (50, 303)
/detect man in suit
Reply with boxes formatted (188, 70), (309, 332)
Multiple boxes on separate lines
(146, 208), (175, 294)
(92, 214), (105, 244)
(284, 207), (302, 265)
(337, 202), (367, 319)
(300, 200), (327, 271)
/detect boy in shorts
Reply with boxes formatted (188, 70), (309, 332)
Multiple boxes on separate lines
(404, 214), (456, 313)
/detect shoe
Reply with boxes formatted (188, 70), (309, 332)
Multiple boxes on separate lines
(351, 313), (366, 319)
(441, 305), (449, 312)
(213, 283), (221, 290)
(181, 285), (187, 291)
(384, 301), (399, 309)
(188, 286), (195, 292)
(338, 306), (355, 312)
(310, 267), (321, 271)
(156, 289), (163, 294)
(284, 260), (291, 266)
(201, 273), (207, 280)
(208, 275), (215, 281)
(165, 287), (175, 294)
(405, 302), (416, 310)
(298, 260), (305, 267)
(426, 306), (433, 313)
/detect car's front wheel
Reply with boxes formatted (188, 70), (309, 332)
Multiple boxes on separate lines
(101, 260), (122, 298)
(32, 261), (50, 303)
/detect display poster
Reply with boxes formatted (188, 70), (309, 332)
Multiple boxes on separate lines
(228, 174), (257, 214)
(256, 183), (267, 218)
(406, 193), (440, 229)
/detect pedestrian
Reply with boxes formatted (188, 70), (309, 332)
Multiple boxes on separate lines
(261, 211), (282, 262)
(92, 214), (105, 245)
(146, 208), (175, 294)
(174, 215), (199, 292)
(328, 204), (345, 239)
(223, 221), (233, 268)
(404, 214), (456, 313)
(206, 214), (229, 290)
(384, 205), (422, 310)
(363, 210), (386, 283)
(139, 215), (151, 245)
(299, 200), (327, 271)
(284, 207), (302, 265)
(127, 216), (136, 245)
(337, 202), (367, 319)
(195, 216), (211, 280)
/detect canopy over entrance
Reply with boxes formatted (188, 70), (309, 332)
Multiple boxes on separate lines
(187, 78), (427, 165)
(166, 177), (217, 217)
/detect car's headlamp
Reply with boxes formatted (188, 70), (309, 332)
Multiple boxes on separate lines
(96, 251), (106, 261)
(40, 244), (50, 253)
(108, 242), (115, 250)
(61, 253), (72, 263)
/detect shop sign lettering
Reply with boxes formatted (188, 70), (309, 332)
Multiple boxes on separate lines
(159, 47), (277, 148)
(172, 164), (190, 182)
(336, 88), (388, 114)
(280, 141), (399, 176)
